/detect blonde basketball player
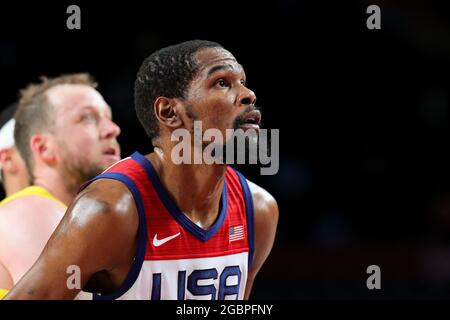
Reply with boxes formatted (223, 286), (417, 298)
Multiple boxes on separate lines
(0, 74), (121, 299)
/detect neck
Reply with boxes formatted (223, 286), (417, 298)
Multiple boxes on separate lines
(147, 146), (227, 229)
(32, 165), (76, 206)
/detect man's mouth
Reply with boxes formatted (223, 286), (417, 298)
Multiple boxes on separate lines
(102, 146), (120, 159)
(239, 110), (261, 130)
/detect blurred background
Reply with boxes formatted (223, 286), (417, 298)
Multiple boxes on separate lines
(1, 0), (450, 299)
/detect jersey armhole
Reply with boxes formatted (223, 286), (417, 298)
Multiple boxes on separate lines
(232, 169), (255, 269)
(82, 172), (148, 300)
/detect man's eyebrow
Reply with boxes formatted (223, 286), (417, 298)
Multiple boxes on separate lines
(78, 105), (95, 113)
(80, 105), (112, 119)
(206, 63), (243, 78)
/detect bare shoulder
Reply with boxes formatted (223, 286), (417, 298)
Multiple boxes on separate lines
(243, 179), (279, 298)
(0, 195), (61, 214)
(245, 179), (279, 252)
(47, 178), (139, 272)
(0, 195), (64, 230)
(74, 178), (134, 209)
(246, 179), (279, 222)
(0, 195), (66, 262)
(67, 178), (137, 227)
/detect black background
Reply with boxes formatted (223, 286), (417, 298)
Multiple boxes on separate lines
(1, 0), (450, 299)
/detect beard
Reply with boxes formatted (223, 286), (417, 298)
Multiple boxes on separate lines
(232, 104), (261, 130)
(184, 103), (263, 164)
(221, 104), (262, 164)
(58, 146), (105, 195)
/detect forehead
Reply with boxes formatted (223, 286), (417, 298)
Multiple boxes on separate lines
(46, 84), (110, 115)
(194, 47), (243, 75)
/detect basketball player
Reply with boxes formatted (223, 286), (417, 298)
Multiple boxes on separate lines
(0, 74), (121, 299)
(0, 103), (30, 299)
(6, 40), (278, 300)
(0, 103), (30, 200)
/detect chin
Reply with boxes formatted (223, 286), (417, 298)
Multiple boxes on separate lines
(102, 154), (121, 164)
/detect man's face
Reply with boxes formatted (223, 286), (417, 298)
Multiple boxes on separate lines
(47, 84), (121, 190)
(180, 47), (260, 138)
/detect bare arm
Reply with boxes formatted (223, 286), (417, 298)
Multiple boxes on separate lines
(0, 212), (14, 291)
(244, 180), (279, 299)
(4, 179), (138, 300)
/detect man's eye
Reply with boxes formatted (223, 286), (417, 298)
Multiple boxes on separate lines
(216, 79), (228, 87)
(82, 113), (97, 122)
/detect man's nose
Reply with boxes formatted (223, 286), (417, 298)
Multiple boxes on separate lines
(237, 87), (257, 107)
(101, 118), (121, 139)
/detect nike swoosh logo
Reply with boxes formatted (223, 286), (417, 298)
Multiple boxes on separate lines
(153, 232), (181, 247)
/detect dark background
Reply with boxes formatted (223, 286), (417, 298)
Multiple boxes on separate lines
(1, 0), (450, 299)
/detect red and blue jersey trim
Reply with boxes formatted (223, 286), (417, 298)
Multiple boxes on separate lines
(131, 152), (229, 242)
(80, 152), (254, 300)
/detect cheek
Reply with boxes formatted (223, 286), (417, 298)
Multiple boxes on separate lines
(62, 129), (100, 155)
(205, 98), (235, 124)
(190, 93), (236, 128)
(77, 135), (100, 154)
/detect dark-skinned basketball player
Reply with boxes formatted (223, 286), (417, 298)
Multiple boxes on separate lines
(6, 40), (278, 300)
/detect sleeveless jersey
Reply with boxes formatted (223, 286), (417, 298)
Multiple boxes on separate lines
(0, 186), (66, 207)
(0, 185), (67, 300)
(0, 289), (8, 300)
(82, 151), (254, 300)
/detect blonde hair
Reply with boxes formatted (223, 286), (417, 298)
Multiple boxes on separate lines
(14, 73), (97, 180)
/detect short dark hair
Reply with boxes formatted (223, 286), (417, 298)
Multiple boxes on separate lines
(134, 39), (223, 141)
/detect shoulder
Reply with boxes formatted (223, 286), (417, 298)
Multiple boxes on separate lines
(245, 179), (278, 256)
(0, 195), (66, 262)
(68, 178), (138, 231)
(0, 195), (65, 228)
(57, 178), (139, 270)
(242, 178), (278, 291)
(246, 179), (279, 225)
(77, 178), (134, 208)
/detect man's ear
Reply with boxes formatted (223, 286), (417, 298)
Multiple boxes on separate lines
(30, 134), (56, 164)
(154, 97), (183, 129)
(0, 148), (14, 174)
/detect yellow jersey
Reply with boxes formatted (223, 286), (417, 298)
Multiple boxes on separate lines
(0, 288), (8, 299)
(0, 185), (66, 208)
(0, 185), (67, 299)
